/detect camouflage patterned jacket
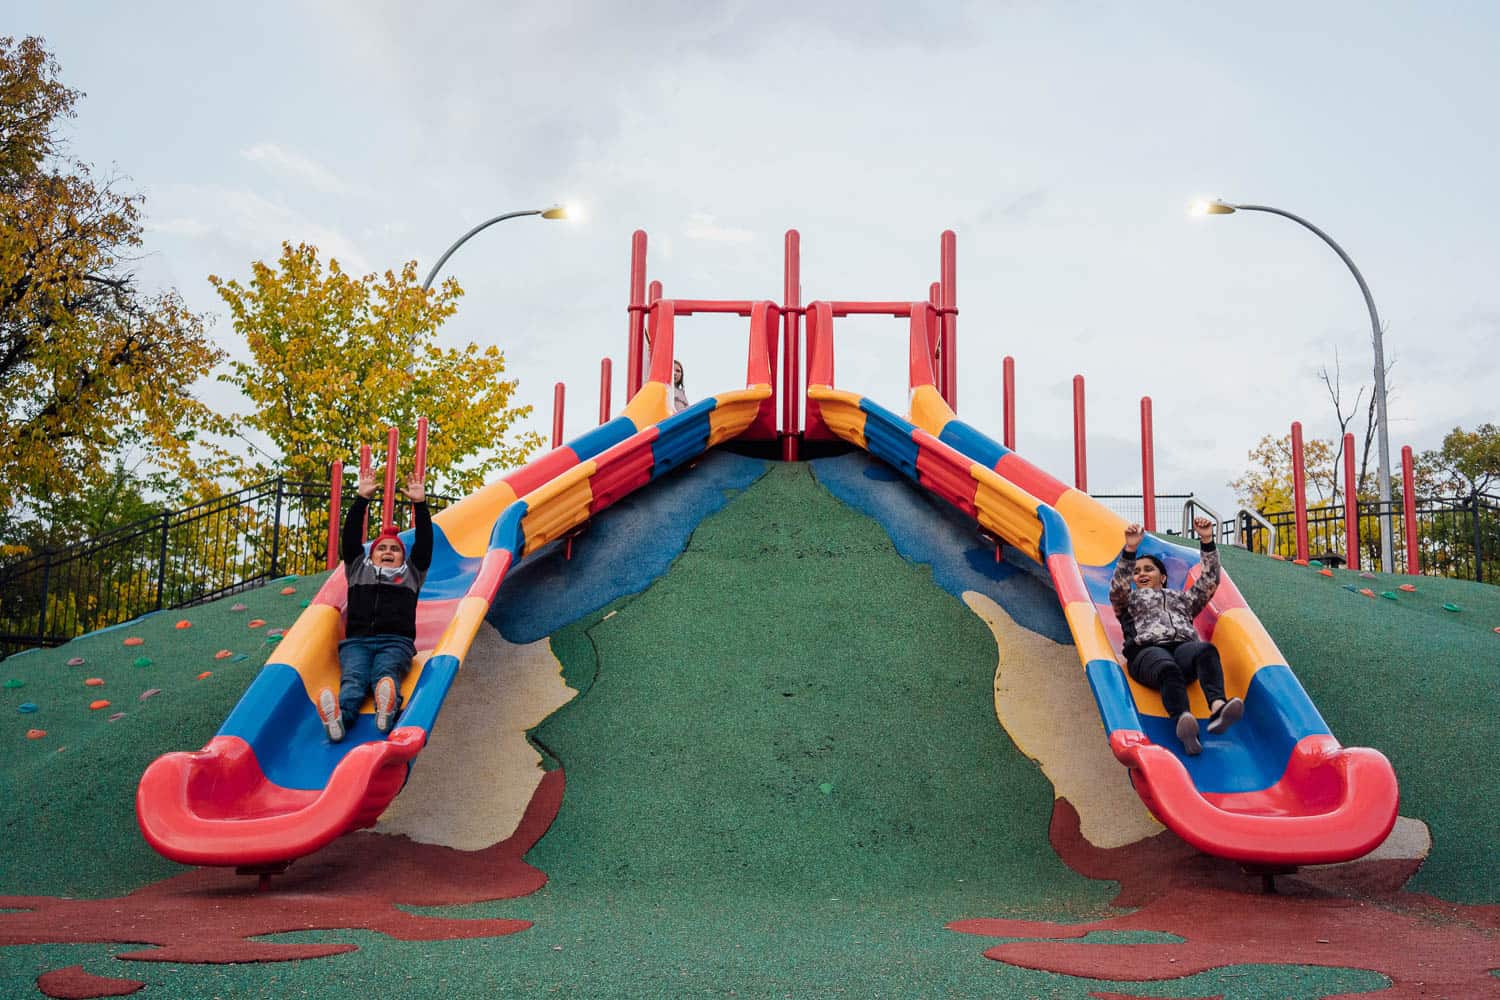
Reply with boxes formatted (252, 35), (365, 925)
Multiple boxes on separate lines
(1108, 543), (1221, 660)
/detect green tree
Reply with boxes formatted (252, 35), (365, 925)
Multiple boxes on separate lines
(210, 242), (543, 494)
(1417, 424), (1500, 497)
(1231, 432), (1342, 512)
(0, 36), (228, 516)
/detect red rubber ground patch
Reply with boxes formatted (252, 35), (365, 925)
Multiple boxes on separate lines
(35, 966), (144, 998)
(949, 798), (1500, 999)
(1, 770), (563, 990)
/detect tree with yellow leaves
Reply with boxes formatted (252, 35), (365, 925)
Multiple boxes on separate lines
(210, 242), (543, 494)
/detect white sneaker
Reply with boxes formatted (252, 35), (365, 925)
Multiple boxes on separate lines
(318, 688), (344, 743)
(1175, 711), (1201, 755)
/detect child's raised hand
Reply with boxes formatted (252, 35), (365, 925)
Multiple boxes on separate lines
(357, 468), (379, 499)
(1124, 523), (1144, 549)
(1193, 515), (1215, 543)
(402, 469), (425, 503)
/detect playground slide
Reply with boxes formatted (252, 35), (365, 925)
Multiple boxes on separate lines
(804, 306), (1399, 867)
(137, 305), (776, 868)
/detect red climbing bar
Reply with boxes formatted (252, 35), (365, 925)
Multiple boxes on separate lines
(829, 301), (916, 317)
(599, 358), (612, 424)
(1343, 432), (1359, 570)
(940, 230), (957, 412)
(626, 230), (647, 398)
(1291, 421), (1309, 563)
(782, 229), (801, 461)
(672, 299), (755, 316)
(1140, 397), (1156, 532)
(1072, 375), (1087, 492)
(326, 460), (343, 570)
(1402, 445), (1419, 574)
(380, 426), (399, 531)
(1002, 356), (1016, 450)
(552, 382), (566, 450)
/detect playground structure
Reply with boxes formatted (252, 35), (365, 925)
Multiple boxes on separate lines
(136, 229), (1400, 876)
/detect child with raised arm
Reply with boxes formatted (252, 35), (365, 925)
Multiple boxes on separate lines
(1109, 516), (1243, 755)
(319, 466), (431, 742)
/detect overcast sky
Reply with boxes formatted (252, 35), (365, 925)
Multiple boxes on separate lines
(14, 1), (1499, 516)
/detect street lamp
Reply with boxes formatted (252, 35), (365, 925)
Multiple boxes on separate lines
(421, 203), (573, 290)
(1193, 198), (1395, 573)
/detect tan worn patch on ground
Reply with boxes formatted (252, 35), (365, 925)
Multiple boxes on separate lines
(374, 623), (576, 850)
(962, 591), (1162, 849)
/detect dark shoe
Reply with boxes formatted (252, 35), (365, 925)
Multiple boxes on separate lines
(319, 688), (344, 743)
(1175, 711), (1202, 755)
(374, 676), (398, 734)
(1207, 697), (1244, 735)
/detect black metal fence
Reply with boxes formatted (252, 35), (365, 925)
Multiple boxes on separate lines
(1090, 493), (1196, 532)
(1228, 492), (1499, 581)
(0, 477), (452, 658)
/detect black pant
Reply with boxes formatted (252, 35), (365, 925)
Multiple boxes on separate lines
(1127, 640), (1226, 719)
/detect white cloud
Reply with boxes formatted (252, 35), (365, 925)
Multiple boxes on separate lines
(241, 142), (361, 196)
(146, 183), (372, 274)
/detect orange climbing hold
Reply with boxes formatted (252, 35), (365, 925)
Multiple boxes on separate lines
(1318, 568), (1334, 578)
(175, 619), (192, 630)
(280, 586), (296, 595)
(84, 677), (104, 687)
(89, 699), (111, 710)
(26, 729), (46, 740)
(1292, 558), (1309, 566)
(214, 649), (233, 660)
(247, 619), (266, 629)
(1358, 588), (1376, 598)
(1399, 584), (1417, 593)
(1269, 554), (1286, 561)
(123, 637), (144, 647)
(197, 671), (213, 680)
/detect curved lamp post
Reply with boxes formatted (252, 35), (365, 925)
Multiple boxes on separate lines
(1194, 198), (1394, 573)
(422, 204), (570, 290)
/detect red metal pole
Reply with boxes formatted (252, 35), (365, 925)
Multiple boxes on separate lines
(1072, 375), (1087, 492)
(381, 426), (399, 531)
(599, 358), (612, 424)
(940, 230), (957, 413)
(1402, 445), (1419, 574)
(552, 382), (565, 450)
(1002, 356), (1015, 450)
(929, 281), (944, 401)
(411, 416), (428, 523)
(782, 229), (801, 461)
(626, 231), (647, 398)
(359, 443), (372, 537)
(1140, 397), (1156, 532)
(648, 280), (662, 303)
(1343, 432), (1359, 570)
(327, 459), (343, 570)
(1291, 421), (1309, 563)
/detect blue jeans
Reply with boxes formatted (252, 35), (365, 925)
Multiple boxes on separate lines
(336, 635), (415, 728)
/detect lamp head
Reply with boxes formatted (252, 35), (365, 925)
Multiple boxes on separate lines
(1191, 198), (1237, 216)
(541, 204), (568, 220)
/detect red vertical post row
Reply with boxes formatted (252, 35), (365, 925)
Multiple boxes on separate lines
(928, 281), (944, 399)
(1343, 432), (1359, 570)
(599, 358), (612, 424)
(1291, 421), (1309, 563)
(359, 443), (372, 537)
(782, 229), (801, 461)
(1402, 445), (1419, 574)
(1072, 375), (1087, 492)
(381, 426), (399, 532)
(626, 231), (647, 398)
(940, 230), (957, 413)
(326, 459), (343, 570)
(1140, 397), (1156, 532)
(1002, 356), (1015, 450)
(552, 382), (566, 450)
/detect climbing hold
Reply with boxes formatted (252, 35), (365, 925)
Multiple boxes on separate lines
(1380, 591), (1399, 600)
(196, 671), (212, 680)
(26, 729), (45, 740)
(1492, 627), (1500, 635)
(818, 782), (834, 795)
(89, 699), (110, 710)
(266, 634), (282, 644)
(230, 603), (249, 612)
(3, 679), (22, 689)
(248, 619), (266, 629)
(108, 712), (125, 721)
(1318, 568), (1334, 578)
(138, 689), (161, 702)
(1292, 558), (1309, 567)
(123, 637), (144, 647)
(132, 656), (152, 668)
(84, 677), (104, 687)
(175, 619), (192, 630)
(231, 654), (248, 663)
(1359, 571), (1377, 580)
(1398, 584), (1417, 593)
(66, 657), (85, 666)
(299, 599), (310, 608)
(18, 702), (38, 713)
(1358, 588), (1376, 598)
(1270, 553), (1286, 561)
(280, 586), (296, 595)
(214, 649), (233, 660)
(1443, 603), (1462, 613)
(1342, 584), (1359, 592)
(1308, 559), (1323, 568)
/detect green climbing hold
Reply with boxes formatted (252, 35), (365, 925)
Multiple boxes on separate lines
(1443, 603), (1462, 613)
(231, 653), (249, 663)
(3, 679), (22, 689)
(1380, 591), (1399, 600)
(132, 656), (152, 667)
(1309, 559), (1323, 568)
(818, 782), (834, 795)
(299, 599), (310, 608)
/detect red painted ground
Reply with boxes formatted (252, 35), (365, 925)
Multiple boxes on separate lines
(2, 770), (563, 996)
(35, 967), (144, 999)
(949, 798), (1500, 999)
